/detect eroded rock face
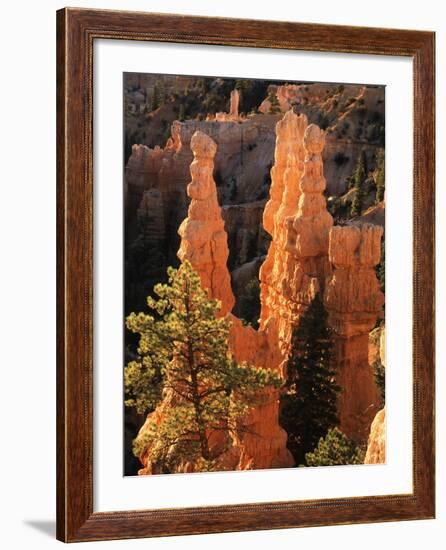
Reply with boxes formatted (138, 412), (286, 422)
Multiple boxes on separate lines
(136, 188), (166, 248)
(178, 131), (235, 316)
(260, 113), (333, 348)
(227, 316), (293, 469)
(364, 408), (386, 464)
(324, 224), (384, 441)
(221, 201), (270, 270)
(325, 225), (384, 337)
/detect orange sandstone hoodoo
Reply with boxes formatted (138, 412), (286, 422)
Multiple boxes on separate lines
(324, 224), (384, 442)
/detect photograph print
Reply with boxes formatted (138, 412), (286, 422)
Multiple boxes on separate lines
(123, 73), (386, 476)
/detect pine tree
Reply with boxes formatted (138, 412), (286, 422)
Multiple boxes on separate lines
(178, 103), (186, 122)
(125, 261), (282, 472)
(239, 277), (261, 329)
(373, 358), (385, 406)
(375, 148), (385, 203)
(151, 81), (165, 111)
(376, 241), (385, 294)
(279, 293), (340, 466)
(351, 150), (367, 217)
(151, 83), (159, 110)
(267, 90), (281, 114)
(305, 428), (365, 466)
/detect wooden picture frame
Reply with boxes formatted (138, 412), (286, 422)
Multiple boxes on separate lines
(56, 7), (435, 542)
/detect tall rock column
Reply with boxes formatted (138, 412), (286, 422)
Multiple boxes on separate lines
(178, 131), (235, 316)
(259, 111), (308, 344)
(282, 124), (334, 332)
(324, 224), (384, 441)
(260, 115), (333, 349)
(229, 89), (240, 119)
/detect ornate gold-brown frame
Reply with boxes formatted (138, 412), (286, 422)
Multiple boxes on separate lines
(56, 7), (435, 542)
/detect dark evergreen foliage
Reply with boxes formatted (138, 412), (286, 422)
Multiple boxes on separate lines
(375, 148), (385, 203)
(351, 150), (367, 217)
(239, 278), (261, 329)
(279, 293), (340, 465)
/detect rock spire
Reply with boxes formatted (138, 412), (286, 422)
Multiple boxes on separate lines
(324, 224), (384, 440)
(177, 131), (235, 316)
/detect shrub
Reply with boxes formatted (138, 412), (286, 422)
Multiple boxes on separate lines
(305, 428), (365, 466)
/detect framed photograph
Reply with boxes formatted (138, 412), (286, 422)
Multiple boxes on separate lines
(56, 7), (435, 542)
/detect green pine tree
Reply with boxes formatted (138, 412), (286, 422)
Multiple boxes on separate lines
(351, 150), (367, 217)
(125, 261), (282, 472)
(373, 358), (385, 406)
(375, 148), (385, 203)
(267, 90), (281, 114)
(279, 293), (340, 466)
(178, 103), (186, 122)
(305, 428), (365, 466)
(376, 241), (385, 294)
(239, 277), (261, 329)
(151, 81), (165, 111)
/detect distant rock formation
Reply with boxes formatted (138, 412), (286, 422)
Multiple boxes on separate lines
(230, 89), (240, 119)
(324, 224), (384, 441)
(136, 188), (166, 248)
(125, 115), (280, 262)
(221, 201), (270, 270)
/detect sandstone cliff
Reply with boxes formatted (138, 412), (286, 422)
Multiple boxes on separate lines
(177, 131), (292, 469)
